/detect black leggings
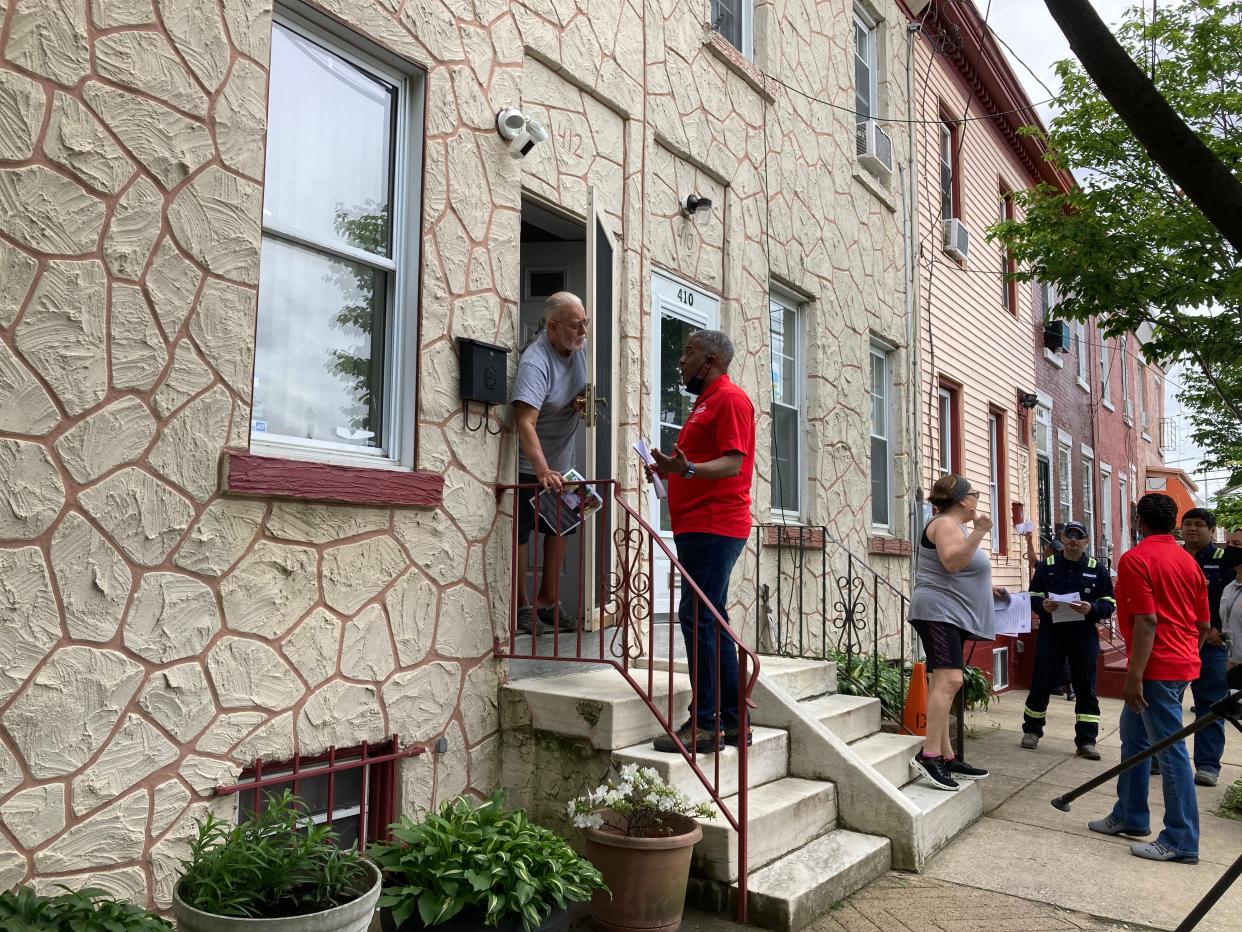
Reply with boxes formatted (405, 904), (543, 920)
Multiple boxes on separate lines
(910, 619), (967, 672)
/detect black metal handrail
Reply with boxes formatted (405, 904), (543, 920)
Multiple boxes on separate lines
(753, 524), (916, 725)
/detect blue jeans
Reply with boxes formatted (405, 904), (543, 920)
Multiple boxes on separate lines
(1110, 679), (1199, 857)
(1191, 642), (1228, 775)
(674, 533), (746, 730)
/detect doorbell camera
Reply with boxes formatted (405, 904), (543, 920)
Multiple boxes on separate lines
(496, 107), (548, 160)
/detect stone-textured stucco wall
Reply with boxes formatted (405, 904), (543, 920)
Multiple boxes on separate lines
(0, 0), (917, 910)
(0, 0), (510, 910)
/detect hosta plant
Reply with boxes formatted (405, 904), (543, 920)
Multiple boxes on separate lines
(178, 789), (371, 918)
(368, 792), (604, 930)
(0, 885), (172, 932)
(567, 764), (714, 837)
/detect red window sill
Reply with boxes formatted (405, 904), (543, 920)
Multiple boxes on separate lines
(868, 536), (913, 557)
(224, 452), (443, 507)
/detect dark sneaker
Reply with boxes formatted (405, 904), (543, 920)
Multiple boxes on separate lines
(1131, 841), (1198, 864)
(945, 758), (989, 780)
(1065, 688), (1076, 702)
(1194, 769), (1218, 787)
(1077, 744), (1102, 761)
(911, 754), (960, 792)
(653, 720), (719, 754)
(723, 726), (753, 747)
(515, 605), (535, 634)
(1087, 814), (1150, 838)
(537, 603), (579, 632)
(1020, 733), (1040, 750)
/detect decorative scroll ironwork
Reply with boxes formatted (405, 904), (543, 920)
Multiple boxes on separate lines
(605, 522), (651, 662)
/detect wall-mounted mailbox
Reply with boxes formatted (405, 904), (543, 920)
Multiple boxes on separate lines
(457, 337), (509, 406)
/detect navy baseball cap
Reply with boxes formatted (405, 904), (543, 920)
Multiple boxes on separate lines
(1063, 521), (1088, 539)
(1223, 546), (1242, 571)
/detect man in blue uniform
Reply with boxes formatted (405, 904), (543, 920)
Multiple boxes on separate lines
(1021, 521), (1116, 759)
(1180, 508), (1229, 786)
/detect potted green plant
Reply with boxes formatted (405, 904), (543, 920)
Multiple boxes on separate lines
(0, 885), (172, 931)
(173, 789), (381, 932)
(568, 764), (713, 932)
(368, 792), (604, 932)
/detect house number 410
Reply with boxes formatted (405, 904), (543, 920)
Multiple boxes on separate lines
(676, 289), (694, 307)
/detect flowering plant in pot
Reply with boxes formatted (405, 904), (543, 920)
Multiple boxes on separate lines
(568, 765), (714, 932)
(173, 789), (381, 932)
(368, 791), (605, 931)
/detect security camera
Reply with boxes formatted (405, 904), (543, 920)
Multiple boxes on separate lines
(681, 193), (713, 217)
(495, 107), (548, 160)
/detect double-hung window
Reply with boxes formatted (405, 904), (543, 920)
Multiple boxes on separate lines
(711, 0), (753, 59)
(870, 345), (893, 529)
(937, 383), (959, 476)
(1056, 441), (1073, 527)
(252, 11), (423, 468)
(939, 118), (957, 221)
(769, 295), (802, 517)
(1139, 363), (1150, 431)
(854, 13), (877, 124)
(1073, 321), (1088, 385)
(998, 185), (1016, 313)
(988, 410), (1007, 552)
(1100, 338), (1113, 405)
(1081, 453), (1095, 542)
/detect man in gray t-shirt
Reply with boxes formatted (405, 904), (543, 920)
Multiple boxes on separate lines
(512, 292), (588, 632)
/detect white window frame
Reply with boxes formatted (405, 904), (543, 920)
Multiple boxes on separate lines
(1119, 473), (1130, 553)
(937, 386), (955, 476)
(1073, 321), (1089, 389)
(1100, 338), (1113, 406)
(1034, 399), (1052, 458)
(992, 646), (1010, 690)
(1081, 452), (1095, 545)
(870, 342), (894, 531)
(711, 0), (753, 60)
(853, 10), (879, 124)
(1100, 463), (1113, 561)
(1139, 362), (1150, 431)
(769, 291), (805, 519)
(988, 412), (1002, 551)
(938, 120), (955, 221)
(251, 6), (425, 470)
(1056, 440), (1073, 527)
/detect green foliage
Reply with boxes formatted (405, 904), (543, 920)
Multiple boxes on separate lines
(830, 650), (994, 713)
(987, 0), (1242, 472)
(0, 885), (172, 932)
(178, 789), (370, 919)
(1217, 778), (1242, 820)
(1210, 492), (1242, 531)
(369, 792), (605, 931)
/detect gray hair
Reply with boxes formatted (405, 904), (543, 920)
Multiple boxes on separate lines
(544, 292), (584, 321)
(689, 329), (735, 369)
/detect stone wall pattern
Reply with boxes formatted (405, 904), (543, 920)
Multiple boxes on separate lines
(0, 0), (919, 910)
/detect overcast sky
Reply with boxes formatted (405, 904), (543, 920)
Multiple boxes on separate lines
(983, 1), (1220, 501)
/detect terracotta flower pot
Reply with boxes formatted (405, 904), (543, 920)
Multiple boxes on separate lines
(582, 812), (702, 932)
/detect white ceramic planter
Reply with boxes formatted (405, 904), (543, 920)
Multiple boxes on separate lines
(172, 860), (381, 932)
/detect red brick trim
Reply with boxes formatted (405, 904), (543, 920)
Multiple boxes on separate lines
(868, 536), (913, 557)
(224, 452), (443, 507)
(762, 526), (825, 549)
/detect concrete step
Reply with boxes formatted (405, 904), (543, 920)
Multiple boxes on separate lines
(644, 655), (836, 701)
(801, 693), (881, 744)
(694, 777), (836, 882)
(612, 726), (789, 804)
(500, 668), (691, 750)
(900, 778), (983, 860)
(849, 731), (924, 788)
(744, 829), (892, 932)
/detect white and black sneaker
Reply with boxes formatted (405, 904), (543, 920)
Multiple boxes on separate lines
(944, 757), (989, 780)
(911, 753), (960, 792)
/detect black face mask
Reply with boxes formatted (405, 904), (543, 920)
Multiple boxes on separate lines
(684, 358), (714, 396)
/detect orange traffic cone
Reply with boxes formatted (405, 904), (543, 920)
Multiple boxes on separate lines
(902, 661), (928, 736)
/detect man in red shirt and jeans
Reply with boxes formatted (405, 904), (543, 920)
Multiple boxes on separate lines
(1088, 493), (1209, 863)
(649, 329), (755, 754)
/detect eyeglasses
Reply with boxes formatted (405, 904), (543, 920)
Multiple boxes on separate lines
(552, 318), (589, 332)
(1064, 532), (1087, 541)
(961, 490), (981, 500)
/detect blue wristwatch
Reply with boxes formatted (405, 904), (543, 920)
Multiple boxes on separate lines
(683, 461), (697, 479)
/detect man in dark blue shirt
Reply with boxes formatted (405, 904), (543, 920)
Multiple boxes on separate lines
(1181, 508), (1229, 787)
(1022, 521), (1116, 759)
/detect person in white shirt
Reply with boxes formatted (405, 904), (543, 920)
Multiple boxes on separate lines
(1221, 546), (1242, 667)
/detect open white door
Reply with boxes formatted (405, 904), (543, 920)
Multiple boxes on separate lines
(583, 187), (618, 629)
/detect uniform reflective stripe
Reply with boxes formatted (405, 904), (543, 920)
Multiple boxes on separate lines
(1101, 596), (1116, 604)
(1029, 591), (1045, 598)
(1076, 714), (1101, 723)
(1214, 549), (1225, 559)
(1046, 556), (1056, 566)
(1024, 706), (1047, 719)
(1088, 558), (1097, 568)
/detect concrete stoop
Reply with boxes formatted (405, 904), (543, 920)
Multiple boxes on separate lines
(499, 656), (979, 931)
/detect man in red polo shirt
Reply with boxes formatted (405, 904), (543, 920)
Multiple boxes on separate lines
(649, 329), (755, 754)
(1088, 492), (1209, 863)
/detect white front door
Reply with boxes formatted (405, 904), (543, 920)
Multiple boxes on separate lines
(649, 272), (719, 609)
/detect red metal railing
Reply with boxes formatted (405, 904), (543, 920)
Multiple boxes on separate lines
(495, 479), (760, 924)
(219, 736), (424, 849)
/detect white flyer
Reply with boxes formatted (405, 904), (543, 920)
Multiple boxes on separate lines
(994, 591), (1031, 636)
(1047, 591), (1084, 623)
(633, 438), (667, 499)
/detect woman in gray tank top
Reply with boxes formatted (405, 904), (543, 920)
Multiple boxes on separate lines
(908, 474), (1007, 791)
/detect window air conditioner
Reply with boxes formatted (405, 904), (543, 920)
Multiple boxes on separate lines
(1043, 320), (1072, 353)
(943, 218), (970, 262)
(856, 119), (893, 178)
